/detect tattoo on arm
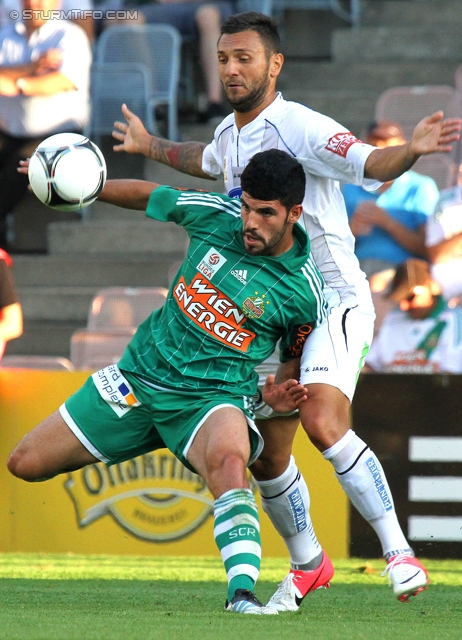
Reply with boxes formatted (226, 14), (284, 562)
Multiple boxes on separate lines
(149, 138), (213, 179)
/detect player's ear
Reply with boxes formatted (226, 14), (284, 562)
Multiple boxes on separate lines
(269, 52), (284, 78)
(288, 204), (303, 223)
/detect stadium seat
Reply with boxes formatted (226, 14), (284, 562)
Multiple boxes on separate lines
(272, 0), (361, 28)
(69, 329), (135, 371)
(455, 64), (462, 91)
(0, 355), (75, 370)
(86, 287), (168, 332)
(375, 85), (456, 141)
(95, 24), (182, 141)
(445, 89), (462, 186)
(88, 62), (158, 142)
(412, 154), (454, 191)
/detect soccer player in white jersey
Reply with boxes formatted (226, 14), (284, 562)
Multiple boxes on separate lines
(112, 11), (461, 609)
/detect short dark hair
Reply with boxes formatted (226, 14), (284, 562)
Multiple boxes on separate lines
(220, 12), (281, 56)
(240, 149), (305, 210)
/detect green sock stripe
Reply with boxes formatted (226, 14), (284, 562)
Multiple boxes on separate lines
(213, 489), (261, 601)
(214, 488), (255, 518)
(229, 574), (255, 596)
(215, 524), (261, 550)
(214, 503), (258, 528)
(223, 552), (261, 574)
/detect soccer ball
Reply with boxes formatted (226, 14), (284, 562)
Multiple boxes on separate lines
(28, 133), (107, 212)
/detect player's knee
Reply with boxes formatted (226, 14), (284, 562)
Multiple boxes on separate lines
(300, 408), (346, 451)
(7, 448), (47, 482)
(207, 449), (247, 483)
(250, 451), (291, 481)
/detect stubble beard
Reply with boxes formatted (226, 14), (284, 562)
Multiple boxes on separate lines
(242, 215), (290, 256)
(226, 69), (272, 114)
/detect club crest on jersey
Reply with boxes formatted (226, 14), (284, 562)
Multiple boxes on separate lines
(174, 274), (256, 351)
(325, 132), (359, 158)
(197, 248), (227, 280)
(242, 292), (269, 319)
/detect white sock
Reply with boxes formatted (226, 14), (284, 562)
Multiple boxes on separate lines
(254, 456), (322, 569)
(323, 430), (411, 557)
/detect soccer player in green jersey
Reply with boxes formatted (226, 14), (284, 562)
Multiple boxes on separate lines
(8, 149), (326, 615)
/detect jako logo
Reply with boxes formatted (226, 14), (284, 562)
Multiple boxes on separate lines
(231, 269), (247, 284)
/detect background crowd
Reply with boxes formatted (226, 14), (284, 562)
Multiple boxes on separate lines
(1, 0), (462, 372)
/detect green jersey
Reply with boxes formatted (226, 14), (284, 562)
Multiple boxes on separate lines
(118, 186), (327, 396)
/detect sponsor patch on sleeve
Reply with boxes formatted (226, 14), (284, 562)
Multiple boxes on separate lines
(92, 365), (141, 417)
(325, 132), (360, 158)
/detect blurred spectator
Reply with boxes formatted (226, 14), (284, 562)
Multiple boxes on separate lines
(102, 0), (234, 124)
(426, 185), (462, 302)
(0, 249), (23, 359)
(0, 0), (91, 249)
(1, 0), (95, 40)
(342, 120), (440, 294)
(364, 258), (462, 373)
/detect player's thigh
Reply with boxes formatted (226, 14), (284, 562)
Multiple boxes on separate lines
(187, 405), (251, 494)
(299, 303), (374, 401)
(62, 367), (165, 465)
(8, 409), (97, 480)
(154, 390), (263, 474)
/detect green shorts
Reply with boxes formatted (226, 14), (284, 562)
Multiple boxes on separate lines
(61, 365), (263, 472)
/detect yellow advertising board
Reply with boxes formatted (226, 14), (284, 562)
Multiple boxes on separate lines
(0, 370), (348, 558)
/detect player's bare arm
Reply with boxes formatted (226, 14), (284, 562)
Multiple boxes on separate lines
(364, 111), (461, 182)
(98, 179), (160, 210)
(112, 104), (214, 180)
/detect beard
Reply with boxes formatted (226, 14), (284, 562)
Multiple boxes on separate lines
(242, 214), (290, 256)
(225, 70), (272, 114)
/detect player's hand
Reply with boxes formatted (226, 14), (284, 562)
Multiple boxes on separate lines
(409, 111), (461, 156)
(113, 103), (151, 155)
(262, 374), (307, 413)
(17, 158), (30, 175)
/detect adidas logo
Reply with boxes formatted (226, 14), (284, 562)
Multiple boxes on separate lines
(231, 269), (248, 284)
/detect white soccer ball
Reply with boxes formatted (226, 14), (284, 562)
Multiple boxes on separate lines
(28, 133), (107, 212)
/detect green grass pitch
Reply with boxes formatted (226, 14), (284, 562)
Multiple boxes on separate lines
(0, 554), (461, 640)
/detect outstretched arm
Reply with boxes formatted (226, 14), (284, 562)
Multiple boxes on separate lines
(112, 104), (214, 180)
(364, 111), (461, 182)
(98, 179), (160, 210)
(19, 159), (160, 211)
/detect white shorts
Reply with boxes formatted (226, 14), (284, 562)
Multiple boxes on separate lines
(299, 303), (375, 402)
(253, 301), (375, 420)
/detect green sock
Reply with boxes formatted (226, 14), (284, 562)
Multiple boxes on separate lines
(214, 488), (261, 601)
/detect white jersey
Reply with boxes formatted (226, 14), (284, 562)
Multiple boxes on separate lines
(366, 300), (462, 373)
(202, 93), (378, 309)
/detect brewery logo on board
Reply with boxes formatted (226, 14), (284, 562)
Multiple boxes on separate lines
(64, 451), (214, 542)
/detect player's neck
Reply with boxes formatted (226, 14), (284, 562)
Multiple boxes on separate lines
(234, 92), (278, 130)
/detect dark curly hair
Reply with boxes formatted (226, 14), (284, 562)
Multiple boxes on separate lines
(240, 149), (305, 210)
